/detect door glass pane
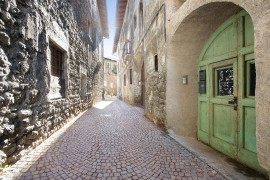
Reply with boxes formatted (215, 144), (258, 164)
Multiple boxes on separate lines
(249, 62), (256, 96)
(217, 67), (234, 96)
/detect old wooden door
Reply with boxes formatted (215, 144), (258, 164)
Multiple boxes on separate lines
(209, 58), (238, 156)
(197, 11), (265, 173)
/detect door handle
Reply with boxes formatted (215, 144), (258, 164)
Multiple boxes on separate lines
(228, 97), (238, 110)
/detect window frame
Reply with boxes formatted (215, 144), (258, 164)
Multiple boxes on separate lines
(50, 44), (65, 79)
(48, 41), (67, 99)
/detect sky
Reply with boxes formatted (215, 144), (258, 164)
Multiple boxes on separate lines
(104, 0), (118, 60)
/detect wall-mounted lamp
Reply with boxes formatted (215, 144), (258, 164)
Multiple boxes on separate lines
(182, 75), (188, 85)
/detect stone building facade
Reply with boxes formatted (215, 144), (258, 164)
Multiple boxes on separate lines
(114, 0), (166, 126)
(114, 0), (270, 176)
(104, 58), (117, 96)
(0, 0), (108, 167)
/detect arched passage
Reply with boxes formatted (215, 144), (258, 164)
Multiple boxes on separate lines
(166, 1), (270, 175)
(197, 10), (262, 172)
(166, 2), (242, 137)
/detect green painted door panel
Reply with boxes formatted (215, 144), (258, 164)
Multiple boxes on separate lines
(244, 15), (254, 47)
(202, 22), (237, 61)
(197, 131), (209, 144)
(243, 107), (256, 153)
(199, 101), (208, 133)
(198, 66), (209, 144)
(210, 136), (237, 158)
(213, 104), (235, 144)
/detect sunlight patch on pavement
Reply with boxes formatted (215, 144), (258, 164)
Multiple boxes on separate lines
(93, 101), (113, 109)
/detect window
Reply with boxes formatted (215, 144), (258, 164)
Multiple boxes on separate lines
(112, 64), (117, 74)
(154, 55), (158, 72)
(246, 61), (256, 97)
(49, 43), (65, 99)
(125, 40), (131, 54)
(130, 69), (132, 84)
(249, 62), (256, 96)
(133, 15), (137, 30)
(88, 20), (92, 36)
(124, 75), (126, 86)
(139, 2), (143, 34)
(104, 81), (107, 87)
(106, 63), (110, 69)
(50, 44), (64, 78)
(106, 62), (110, 73)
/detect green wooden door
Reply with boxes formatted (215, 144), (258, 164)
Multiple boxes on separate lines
(197, 11), (266, 173)
(209, 58), (238, 157)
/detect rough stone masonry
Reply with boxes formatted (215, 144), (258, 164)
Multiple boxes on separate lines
(0, 0), (106, 168)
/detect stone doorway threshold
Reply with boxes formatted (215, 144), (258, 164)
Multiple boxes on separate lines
(168, 131), (268, 180)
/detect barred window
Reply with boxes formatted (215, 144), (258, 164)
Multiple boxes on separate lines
(49, 42), (66, 99)
(50, 44), (64, 79)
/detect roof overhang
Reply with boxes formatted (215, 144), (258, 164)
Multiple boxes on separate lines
(113, 0), (127, 53)
(104, 57), (118, 62)
(97, 0), (109, 38)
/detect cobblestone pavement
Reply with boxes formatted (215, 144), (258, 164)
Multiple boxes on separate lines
(1, 99), (226, 180)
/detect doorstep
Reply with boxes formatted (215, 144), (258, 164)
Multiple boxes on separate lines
(168, 130), (267, 180)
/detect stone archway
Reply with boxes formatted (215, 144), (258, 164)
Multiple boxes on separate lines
(165, 0), (270, 175)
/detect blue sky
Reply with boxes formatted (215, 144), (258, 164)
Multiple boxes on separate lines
(104, 0), (118, 60)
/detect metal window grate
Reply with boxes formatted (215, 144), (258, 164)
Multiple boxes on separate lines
(50, 44), (64, 78)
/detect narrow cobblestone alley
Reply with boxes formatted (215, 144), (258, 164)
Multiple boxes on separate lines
(2, 99), (226, 180)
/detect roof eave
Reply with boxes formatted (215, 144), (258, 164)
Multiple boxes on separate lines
(98, 0), (109, 38)
(113, 0), (127, 53)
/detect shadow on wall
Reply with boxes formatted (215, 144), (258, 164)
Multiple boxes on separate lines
(71, 0), (105, 51)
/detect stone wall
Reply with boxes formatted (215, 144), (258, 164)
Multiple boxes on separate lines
(143, 1), (166, 126)
(0, 0), (104, 167)
(117, 0), (167, 126)
(117, 0), (135, 104)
